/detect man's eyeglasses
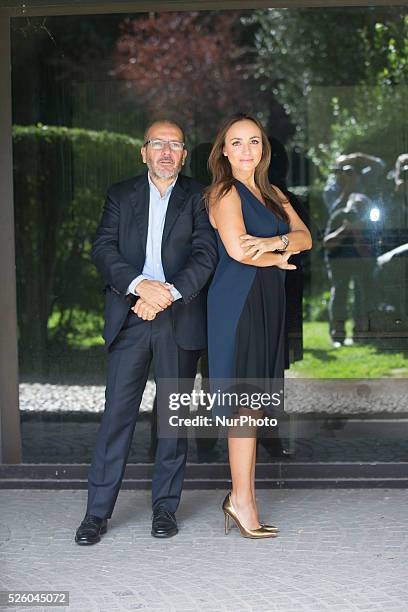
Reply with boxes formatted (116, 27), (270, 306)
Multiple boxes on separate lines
(144, 139), (185, 151)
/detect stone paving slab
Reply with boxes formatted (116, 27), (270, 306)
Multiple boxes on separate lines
(0, 489), (407, 611)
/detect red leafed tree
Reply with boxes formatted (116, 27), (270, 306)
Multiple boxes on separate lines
(113, 11), (258, 139)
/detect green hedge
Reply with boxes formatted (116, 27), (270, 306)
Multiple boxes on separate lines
(13, 124), (144, 372)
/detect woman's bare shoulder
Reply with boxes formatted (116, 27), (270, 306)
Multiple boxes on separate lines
(210, 183), (240, 209)
(208, 184), (242, 228)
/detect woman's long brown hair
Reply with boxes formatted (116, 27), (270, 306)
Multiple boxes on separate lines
(203, 113), (290, 224)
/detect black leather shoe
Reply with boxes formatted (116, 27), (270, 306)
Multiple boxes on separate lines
(75, 514), (108, 545)
(151, 508), (178, 538)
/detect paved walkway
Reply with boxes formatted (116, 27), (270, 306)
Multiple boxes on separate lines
(1, 489), (407, 611)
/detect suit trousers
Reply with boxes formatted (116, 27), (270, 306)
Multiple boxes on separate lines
(86, 306), (200, 519)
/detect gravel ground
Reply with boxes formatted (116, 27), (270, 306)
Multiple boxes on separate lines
(19, 377), (408, 415)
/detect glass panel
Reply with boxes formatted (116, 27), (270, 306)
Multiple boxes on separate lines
(11, 6), (408, 463)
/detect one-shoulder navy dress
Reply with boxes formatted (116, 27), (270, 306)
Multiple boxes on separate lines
(207, 179), (289, 416)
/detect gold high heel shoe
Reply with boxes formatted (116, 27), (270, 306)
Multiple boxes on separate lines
(261, 523), (279, 531)
(222, 493), (278, 539)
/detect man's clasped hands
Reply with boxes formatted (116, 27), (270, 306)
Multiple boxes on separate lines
(131, 280), (175, 321)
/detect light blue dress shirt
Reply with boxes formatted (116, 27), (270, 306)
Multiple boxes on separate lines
(127, 173), (182, 301)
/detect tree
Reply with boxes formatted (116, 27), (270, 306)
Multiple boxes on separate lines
(113, 11), (262, 140)
(247, 6), (406, 147)
(308, 14), (408, 175)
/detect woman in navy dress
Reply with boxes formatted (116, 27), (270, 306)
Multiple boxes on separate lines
(205, 114), (312, 538)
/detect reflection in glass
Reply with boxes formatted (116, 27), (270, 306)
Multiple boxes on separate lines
(11, 7), (408, 464)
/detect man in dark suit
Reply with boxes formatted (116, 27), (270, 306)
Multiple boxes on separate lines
(75, 120), (218, 545)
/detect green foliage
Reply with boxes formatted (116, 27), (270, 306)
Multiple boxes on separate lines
(47, 308), (105, 347)
(13, 124), (143, 191)
(308, 14), (408, 174)
(303, 292), (330, 323)
(13, 125), (144, 370)
(246, 7), (370, 141)
(290, 322), (408, 378)
(248, 7), (407, 174)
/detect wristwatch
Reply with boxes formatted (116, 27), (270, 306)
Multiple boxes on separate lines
(278, 234), (289, 251)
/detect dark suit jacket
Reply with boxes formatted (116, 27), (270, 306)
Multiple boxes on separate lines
(92, 172), (218, 350)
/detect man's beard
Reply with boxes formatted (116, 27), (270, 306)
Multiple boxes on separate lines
(146, 157), (181, 180)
